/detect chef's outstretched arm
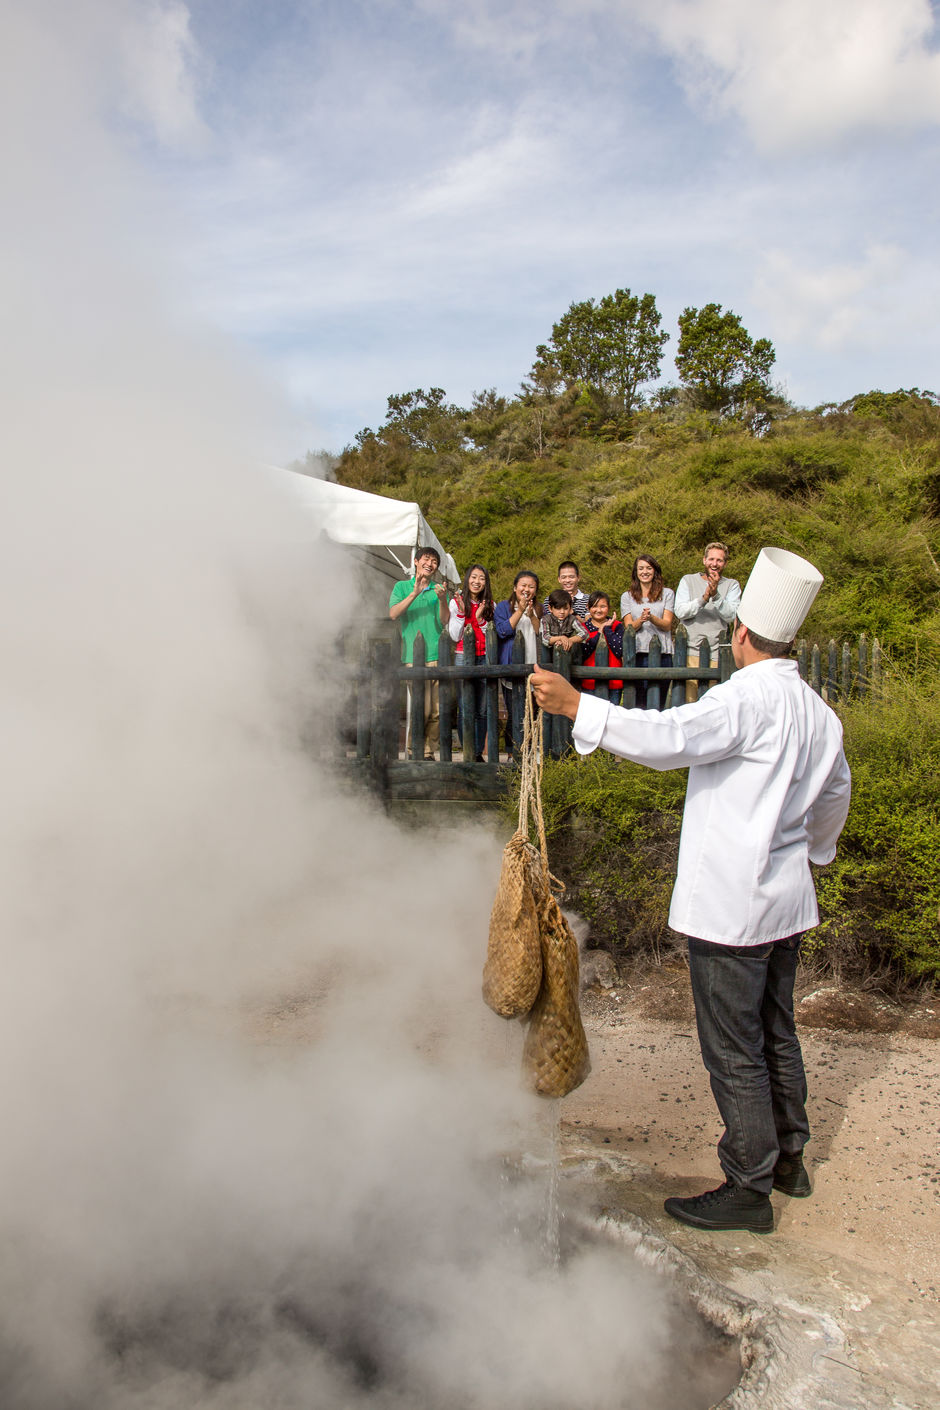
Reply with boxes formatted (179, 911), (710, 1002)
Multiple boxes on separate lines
(530, 663), (580, 718)
(532, 662), (745, 771)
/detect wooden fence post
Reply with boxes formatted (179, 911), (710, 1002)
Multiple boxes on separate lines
(356, 632), (372, 760)
(872, 638), (882, 699)
(671, 627), (686, 709)
(485, 623), (500, 764)
(647, 637), (662, 711)
(797, 638), (807, 683)
(595, 633), (610, 703)
(410, 634), (427, 761)
(370, 639), (395, 776)
(827, 640), (838, 703)
(698, 640), (712, 695)
(622, 624), (637, 709)
(438, 630), (454, 762)
(841, 640), (851, 700)
(550, 645), (574, 757)
(810, 642), (822, 695)
(858, 633), (869, 701)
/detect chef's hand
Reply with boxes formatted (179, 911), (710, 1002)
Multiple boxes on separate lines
(530, 664), (580, 719)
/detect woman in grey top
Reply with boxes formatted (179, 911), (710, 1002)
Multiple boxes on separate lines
(620, 554), (675, 709)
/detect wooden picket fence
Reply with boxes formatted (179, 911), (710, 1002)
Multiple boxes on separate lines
(341, 624), (881, 802)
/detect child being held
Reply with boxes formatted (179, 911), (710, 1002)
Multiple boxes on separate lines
(540, 589), (589, 652)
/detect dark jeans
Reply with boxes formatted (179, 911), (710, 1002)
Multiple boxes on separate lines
(457, 655), (487, 757)
(687, 934), (809, 1194)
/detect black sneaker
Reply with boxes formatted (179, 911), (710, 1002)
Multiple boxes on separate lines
(664, 1181), (774, 1233)
(773, 1153), (811, 1198)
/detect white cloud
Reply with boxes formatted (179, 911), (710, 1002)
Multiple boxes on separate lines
(407, 120), (555, 219)
(117, 0), (206, 145)
(752, 242), (938, 363)
(633, 0), (940, 149)
(409, 0), (605, 57)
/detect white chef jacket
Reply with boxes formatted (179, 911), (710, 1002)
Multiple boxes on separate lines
(572, 659), (851, 946)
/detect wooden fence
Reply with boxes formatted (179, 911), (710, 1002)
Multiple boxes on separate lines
(341, 625), (881, 802)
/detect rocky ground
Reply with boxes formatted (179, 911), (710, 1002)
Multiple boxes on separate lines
(563, 957), (940, 1408)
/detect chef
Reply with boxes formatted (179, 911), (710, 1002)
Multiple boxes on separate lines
(530, 548), (852, 1234)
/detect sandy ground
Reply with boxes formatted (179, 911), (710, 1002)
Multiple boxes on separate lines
(559, 963), (940, 1406)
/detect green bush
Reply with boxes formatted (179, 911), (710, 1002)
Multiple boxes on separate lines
(811, 668), (940, 981)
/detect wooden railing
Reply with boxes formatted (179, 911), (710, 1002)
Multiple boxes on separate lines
(796, 633), (882, 702)
(343, 623), (729, 800)
(341, 624), (882, 801)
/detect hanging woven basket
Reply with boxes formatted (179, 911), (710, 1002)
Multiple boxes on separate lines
(481, 683), (590, 1097)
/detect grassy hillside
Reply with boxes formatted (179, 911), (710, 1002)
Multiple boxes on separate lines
(337, 397), (940, 661)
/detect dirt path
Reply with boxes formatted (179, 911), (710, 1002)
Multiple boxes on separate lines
(560, 965), (940, 1406)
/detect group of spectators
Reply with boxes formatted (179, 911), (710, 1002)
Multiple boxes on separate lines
(389, 543), (741, 760)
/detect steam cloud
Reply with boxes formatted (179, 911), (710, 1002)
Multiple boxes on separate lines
(0, 5), (732, 1407)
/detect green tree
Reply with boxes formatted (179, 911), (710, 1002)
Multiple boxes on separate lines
(535, 288), (669, 416)
(675, 304), (776, 419)
(381, 387), (467, 453)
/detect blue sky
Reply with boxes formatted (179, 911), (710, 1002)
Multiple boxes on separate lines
(29, 1), (940, 453)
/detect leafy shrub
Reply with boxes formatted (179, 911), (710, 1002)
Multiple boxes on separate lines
(811, 668), (940, 981)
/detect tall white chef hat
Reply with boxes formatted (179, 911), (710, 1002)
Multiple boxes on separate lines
(738, 547), (824, 643)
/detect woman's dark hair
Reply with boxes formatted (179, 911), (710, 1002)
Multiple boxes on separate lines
(628, 554), (664, 604)
(458, 563), (494, 622)
(510, 569), (542, 619)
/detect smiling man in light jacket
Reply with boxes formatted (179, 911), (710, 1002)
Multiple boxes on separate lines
(531, 548), (851, 1234)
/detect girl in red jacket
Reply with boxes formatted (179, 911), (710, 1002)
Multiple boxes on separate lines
(581, 591), (624, 705)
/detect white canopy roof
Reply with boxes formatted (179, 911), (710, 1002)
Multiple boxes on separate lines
(267, 466), (459, 587)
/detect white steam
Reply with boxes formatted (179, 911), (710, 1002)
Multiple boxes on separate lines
(0, 4), (730, 1407)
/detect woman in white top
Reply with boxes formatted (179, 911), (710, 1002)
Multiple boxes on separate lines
(620, 554), (675, 709)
